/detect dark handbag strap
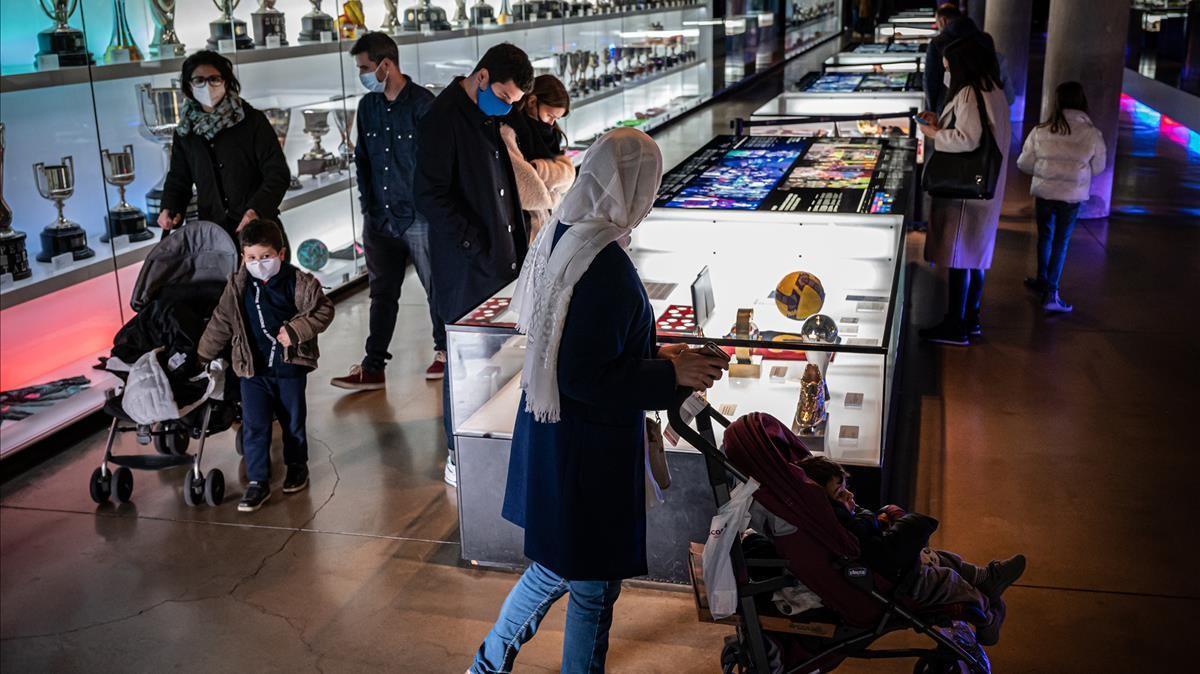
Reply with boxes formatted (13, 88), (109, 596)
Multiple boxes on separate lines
(970, 85), (996, 151)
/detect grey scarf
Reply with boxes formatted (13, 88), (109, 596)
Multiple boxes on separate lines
(177, 92), (246, 140)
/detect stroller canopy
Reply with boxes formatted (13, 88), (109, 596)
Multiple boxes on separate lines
(130, 221), (239, 313)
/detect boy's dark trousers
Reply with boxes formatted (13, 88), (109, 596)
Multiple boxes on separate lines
(240, 374), (308, 483)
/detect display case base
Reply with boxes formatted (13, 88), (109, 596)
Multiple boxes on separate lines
(145, 189), (199, 223)
(207, 19), (256, 51)
(0, 233), (33, 280)
(36, 29), (94, 67)
(37, 226), (95, 263)
(297, 156), (338, 178)
(298, 15), (337, 42)
(101, 210), (154, 244)
(252, 12), (289, 46)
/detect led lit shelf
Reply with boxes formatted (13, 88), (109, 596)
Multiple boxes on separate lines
(0, 173), (358, 309)
(0, 5), (707, 94)
(569, 57), (704, 109)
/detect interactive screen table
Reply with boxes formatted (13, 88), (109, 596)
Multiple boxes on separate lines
(794, 70), (922, 93)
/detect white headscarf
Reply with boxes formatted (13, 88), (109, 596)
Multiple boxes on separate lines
(512, 128), (664, 423)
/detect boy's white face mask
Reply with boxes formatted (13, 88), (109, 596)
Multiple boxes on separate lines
(246, 257), (281, 281)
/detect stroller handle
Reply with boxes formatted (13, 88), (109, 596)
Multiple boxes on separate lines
(665, 388), (751, 486)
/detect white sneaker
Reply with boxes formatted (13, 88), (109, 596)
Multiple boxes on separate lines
(443, 452), (458, 487)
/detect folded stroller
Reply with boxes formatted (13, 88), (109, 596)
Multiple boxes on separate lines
(88, 222), (242, 508)
(670, 395), (991, 674)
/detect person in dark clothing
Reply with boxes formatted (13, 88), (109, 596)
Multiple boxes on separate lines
(414, 43), (534, 486)
(197, 220), (335, 513)
(923, 5), (998, 113)
(798, 456), (1026, 646)
(501, 74), (575, 240)
(329, 32), (443, 392)
(158, 51), (290, 243)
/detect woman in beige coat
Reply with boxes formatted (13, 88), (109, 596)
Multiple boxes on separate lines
(916, 37), (1011, 346)
(500, 75), (576, 241)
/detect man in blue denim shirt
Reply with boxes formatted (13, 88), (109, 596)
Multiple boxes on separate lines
(331, 33), (442, 391)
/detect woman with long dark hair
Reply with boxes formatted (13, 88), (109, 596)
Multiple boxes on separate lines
(916, 37), (1012, 346)
(158, 51), (290, 242)
(1016, 81), (1107, 313)
(501, 74), (576, 240)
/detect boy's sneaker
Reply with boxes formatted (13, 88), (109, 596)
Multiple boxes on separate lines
(283, 464), (309, 493)
(918, 318), (969, 346)
(425, 351), (447, 380)
(1043, 291), (1073, 313)
(331, 364), (385, 391)
(976, 554), (1027, 598)
(443, 452), (458, 487)
(238, 481), (271, 513)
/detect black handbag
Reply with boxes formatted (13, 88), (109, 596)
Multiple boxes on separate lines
(921, 86), (1003, 200)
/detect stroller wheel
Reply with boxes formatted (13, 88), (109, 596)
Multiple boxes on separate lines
(89, 467), (112, 504)
(111, 467), (134, 503)
(204, 469), (226, 506)
(183, 470), (205, 507)
(155, 425), (190, 456)
(234, 425), (244, 456)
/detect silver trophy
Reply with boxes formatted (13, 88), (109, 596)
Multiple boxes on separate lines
(0, 123), (32, 281)
(33, 156), (95, 263)
(297, 109), (337, 178)
(100, 145), (153, 243)
(105, 0), (144, 63)
(452, 0), (469, 27)
(264, 108), (303, 190)
(381, 0), (401, 33)
(251, 0), (289, 46)
(403, 0), (451, 31)
(36, 0), (95, 67)
(470, 0), (495, 26)
(137, 81), (198, 221)
(299, 0), (337, 41)
(332, 108), (355, 171)
(208, 0), (255, 51)
(147, 0), (187, 57)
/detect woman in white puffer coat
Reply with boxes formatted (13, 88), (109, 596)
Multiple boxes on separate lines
(1017, 81), (1107, 313)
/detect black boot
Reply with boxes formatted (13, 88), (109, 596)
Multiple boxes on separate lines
(918, 316), (969, 346)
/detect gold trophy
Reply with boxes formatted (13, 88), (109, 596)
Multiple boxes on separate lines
(147, 0), (187, 57)
(105, 0), (144, 63)
(793, 363), (828, 434)
(497, 0), (513, 24)
(0, 123), (32, 281)
(297, 109), (337, 178)
(36, 0), (95, 67)
(207, 0), (255, 51)
(264, 108), (304, 190)
(33, 156), (95, 263)
(100, 145), (153, 243)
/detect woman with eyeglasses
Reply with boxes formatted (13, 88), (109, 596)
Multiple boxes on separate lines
(158, 51), (290, 242)
(500, 74), (576, 241)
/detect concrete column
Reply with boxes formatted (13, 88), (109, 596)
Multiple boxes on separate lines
(1042, 0), (1132, 219)
(965, 0), (987, 28)
(985, 0), (1032, 121)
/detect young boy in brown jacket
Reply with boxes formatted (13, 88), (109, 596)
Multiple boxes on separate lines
(198, 219), (335, 512)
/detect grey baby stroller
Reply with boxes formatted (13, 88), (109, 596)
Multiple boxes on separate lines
(89, 222), (241, 507)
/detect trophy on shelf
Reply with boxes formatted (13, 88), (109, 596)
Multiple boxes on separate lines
(497, 0), (513, 24)
(297, 110), (338, 178)
(470, 0), (496, 26)
(36, 0), (95, 68)
(568, 1), (590, 17)
(0, 124), (32, 282)
(137, 81), (199, 222)
(793, 363), (828, 435)
(452, 0), (469, 27)
(332, 108), (355, 171)
(251, 0), (289, 47)
(105, 0), (144, 64)
(33, 156), (95, 263)
(381, 0), (401, 33)
(403, 0), (452, 31)
(338, 0), (368, 39)
(299, 0), (337, 42)
(208, 0), (256, 51)
(264, 108), (304, 190)
(100, 145), (153, 243)
(147, 0), (187, 58)
(728, 308), (762, 378)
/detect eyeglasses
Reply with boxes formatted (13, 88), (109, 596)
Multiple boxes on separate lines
(189, 75), (225, 88)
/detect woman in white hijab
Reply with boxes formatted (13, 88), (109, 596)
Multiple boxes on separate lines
(470, 128), (727, 674)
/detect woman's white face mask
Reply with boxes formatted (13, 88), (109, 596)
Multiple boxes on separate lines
(194, 83), (225, 109)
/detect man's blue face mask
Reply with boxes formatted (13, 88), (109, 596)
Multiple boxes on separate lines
(476, 76), (513, 117)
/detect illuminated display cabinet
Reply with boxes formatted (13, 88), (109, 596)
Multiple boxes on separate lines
(2, 0), (854, 457)
(446, 134), (915, 581)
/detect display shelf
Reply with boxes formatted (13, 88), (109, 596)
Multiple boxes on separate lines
(0, 172), (356, 309)
(569, 58), (703, 109)
(0, 4), (707, 93)
(0, 352), (120, 459)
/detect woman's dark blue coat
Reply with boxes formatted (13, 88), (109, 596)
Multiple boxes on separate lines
(501, 223), (678, 581)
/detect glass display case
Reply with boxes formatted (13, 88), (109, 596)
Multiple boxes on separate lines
(447, 133), (914, 579)
(784, 0), (840, 58)
(824, 46), (924, 72)
(3, 0), (789, 458)
(748, 91), (925, 161)
(792, 69), (922, 93)
(873, 21), (936, 43)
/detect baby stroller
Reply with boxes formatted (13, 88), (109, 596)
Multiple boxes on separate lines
(88, 221), (242, 508)
(669, 393), (991, 674)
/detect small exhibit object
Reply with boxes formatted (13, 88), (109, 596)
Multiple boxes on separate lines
(838, 425), (860, 447)
(769, 365), (789, 382)
(729, 308), (762, 378)
(844, 392), (864, 409)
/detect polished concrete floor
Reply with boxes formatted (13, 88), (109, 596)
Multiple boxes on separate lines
(4, 41), (1200, 672)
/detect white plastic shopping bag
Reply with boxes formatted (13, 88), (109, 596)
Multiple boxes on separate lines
(702, 477), (760, 620)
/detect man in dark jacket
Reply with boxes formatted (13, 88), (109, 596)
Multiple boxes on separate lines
(924, 5), (999, 113)
(330, 32), (442, 392)
(415, 43), (533, 486)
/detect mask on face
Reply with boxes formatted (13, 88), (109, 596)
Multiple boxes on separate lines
(359, 63), (386, 93)
(943, 72), (951, 88)
(476, 77), (513, 117)
(246, 257), (282, 282)
(193, 83), (224, 109)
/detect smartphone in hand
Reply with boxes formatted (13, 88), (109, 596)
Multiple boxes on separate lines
(697, 342), (729, 360)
